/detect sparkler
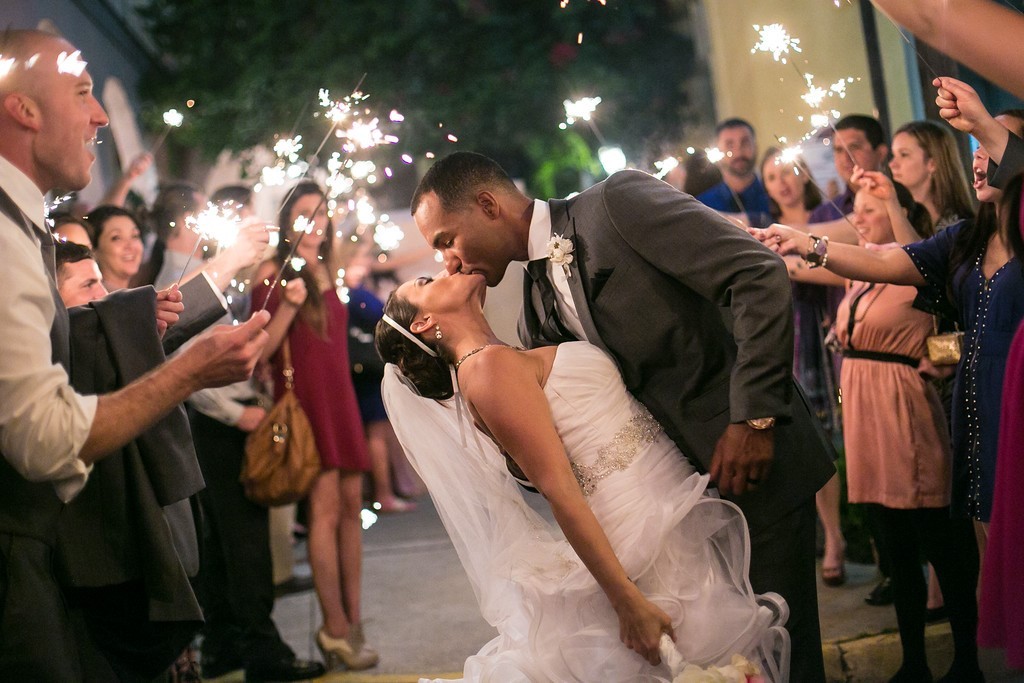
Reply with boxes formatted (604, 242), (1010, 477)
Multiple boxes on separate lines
(175, 202), (243, 286)
(258, 205), (321, 311)
(751, 25), (858, 166)
(151, 108), (185, 156)
(750, 24), (801, 64)
(273, 75), (368, 212)
(56, 50), (87, 76)
(705, 147), (725, 164)
(770, 137), (858, 231)
(561, 95), (608, 145)
(0, 55), (16, 79)
(703, 147), (750, 217)
(652, 156), (679, 180)
(561, 96), (602, 127)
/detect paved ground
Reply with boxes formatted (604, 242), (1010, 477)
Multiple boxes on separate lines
(205, 493), (1022, 682)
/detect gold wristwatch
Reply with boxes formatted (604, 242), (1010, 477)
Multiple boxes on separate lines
(745, 417), (777, 430)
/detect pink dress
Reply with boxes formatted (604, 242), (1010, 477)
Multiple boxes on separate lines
(836, 282), (951, 508)
(254, 282), (370, 473)
(978, 319), (1024, 667)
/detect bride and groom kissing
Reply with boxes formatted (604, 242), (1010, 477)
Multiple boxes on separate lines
(375, 152), (835, 682)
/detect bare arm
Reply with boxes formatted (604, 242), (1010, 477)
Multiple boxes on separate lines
(806, 216), (860, 245)
(752, 224), (925, 285)
(785, 256), (848, 287)
(255, 262), (306, 364)
(79, 310), (270, 462)
(852, 169), (926, 245)
(934, 76), (1010, 164)
(176, 221), (271, 290)
(871, 0), (1024, 99)
(461, 348), (672, 665)
(99, 153), (153, 207)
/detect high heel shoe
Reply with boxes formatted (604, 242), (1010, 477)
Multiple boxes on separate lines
(316, 625), (379, 671)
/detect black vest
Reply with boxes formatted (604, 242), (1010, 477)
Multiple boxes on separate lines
(0, 186), (70, 543)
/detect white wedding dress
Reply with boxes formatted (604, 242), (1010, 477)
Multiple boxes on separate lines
(382, 342), (788, 682)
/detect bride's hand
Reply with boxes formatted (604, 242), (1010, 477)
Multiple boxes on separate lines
(617, 591), (674, 666)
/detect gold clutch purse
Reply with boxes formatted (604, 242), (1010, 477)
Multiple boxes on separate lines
(926, 317), (964, 366)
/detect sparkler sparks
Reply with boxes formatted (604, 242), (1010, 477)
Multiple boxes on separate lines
(0, 56), (15, 79)
(56, 50), (87, 76)
(801, 75), (828, 109)
(273, 135), (303, 162)
(292, 215), (316, 235)
(705, 147), (726, 164)
(776, 145), (804, 166)
(751, 24), (801, 64)
(561, 96), (602, 128)
(186, 202), (243, 248)
(162, 109), (184, 127)
(652, 156), (679, 180)
(318, 88), (368, 123)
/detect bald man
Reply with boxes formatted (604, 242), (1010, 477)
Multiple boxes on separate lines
(0, 30), (270, 679)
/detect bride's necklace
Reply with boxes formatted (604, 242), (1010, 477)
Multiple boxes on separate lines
(455, 343), (518, 370)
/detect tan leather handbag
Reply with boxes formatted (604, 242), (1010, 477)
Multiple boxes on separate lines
(242, 339), (321, 506)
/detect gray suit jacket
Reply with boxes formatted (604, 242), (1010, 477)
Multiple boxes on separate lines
(58, 287), (204, 623)
(520, 170), (834, 533)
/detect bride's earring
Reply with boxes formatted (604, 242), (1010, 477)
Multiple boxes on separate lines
(434, 325), (443, 340)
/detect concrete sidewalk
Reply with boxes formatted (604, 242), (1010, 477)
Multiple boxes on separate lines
(207, 495), (1020, 682)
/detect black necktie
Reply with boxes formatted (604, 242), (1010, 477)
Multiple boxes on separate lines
(527, 259), (574, 343)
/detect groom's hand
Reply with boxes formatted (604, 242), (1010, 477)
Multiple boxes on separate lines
(709, 424), (774, 496)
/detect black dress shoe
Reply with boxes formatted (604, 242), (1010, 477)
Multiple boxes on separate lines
(245, 656), (325, 682)
(925, 605), (948, 623)
(865, 577), (894, 606)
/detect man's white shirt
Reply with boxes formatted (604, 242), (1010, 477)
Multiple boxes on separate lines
(523, 198), (588, 341)
(0, 155), (95, 502)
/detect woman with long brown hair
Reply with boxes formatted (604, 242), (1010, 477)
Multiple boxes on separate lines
(252, 182), (377, 671)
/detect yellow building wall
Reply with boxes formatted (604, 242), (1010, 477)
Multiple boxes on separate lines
(700, 0), (916, 146)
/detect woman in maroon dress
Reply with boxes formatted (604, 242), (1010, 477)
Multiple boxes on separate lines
(253, 182), (377, 670)
(978, 174), (1024, 671)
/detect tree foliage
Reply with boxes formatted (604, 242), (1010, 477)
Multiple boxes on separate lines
(139, 0), (698, 195)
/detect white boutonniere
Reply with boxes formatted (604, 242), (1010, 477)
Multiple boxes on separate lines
(545, 234), (575, 278)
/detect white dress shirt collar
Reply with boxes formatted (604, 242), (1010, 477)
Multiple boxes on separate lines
(525, 199), (553, 262)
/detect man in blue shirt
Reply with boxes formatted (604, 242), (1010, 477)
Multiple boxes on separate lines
(697, 118), (773, 227)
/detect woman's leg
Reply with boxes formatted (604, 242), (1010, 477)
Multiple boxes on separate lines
(869, 504), (930, 678)
(920, 508), (981, 680)
(337, 472), (365, 627)
(383, 420), (425, 498)
(307, 470), (350, 639)
(816, 473), (846, 584)
(926, 565), (944, 614)
(973, 520), (988, 600)
(367, 421), (414, 512)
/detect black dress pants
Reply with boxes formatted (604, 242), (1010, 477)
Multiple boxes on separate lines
(0, 534), (83, 681)
(748, 497), (825, 683)
(189, 410), (293, 668)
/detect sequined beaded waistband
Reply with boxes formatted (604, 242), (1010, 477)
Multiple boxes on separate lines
(571, 407), (661, 496)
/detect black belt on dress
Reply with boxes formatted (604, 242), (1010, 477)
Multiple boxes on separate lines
(842, 349), (920, 368)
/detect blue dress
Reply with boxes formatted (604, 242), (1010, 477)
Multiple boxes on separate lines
(347, 284), (388, 424)
(903, 220), (1024, 520)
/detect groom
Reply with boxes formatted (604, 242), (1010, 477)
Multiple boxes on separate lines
(412, 152), (835, 681)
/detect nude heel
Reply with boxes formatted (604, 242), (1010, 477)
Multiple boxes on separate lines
(316, 625), (379, 670)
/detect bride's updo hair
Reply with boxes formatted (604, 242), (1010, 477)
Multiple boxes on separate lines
(375, 291), (454, 399)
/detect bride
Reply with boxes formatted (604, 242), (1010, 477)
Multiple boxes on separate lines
(374, 272), (789, 682)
